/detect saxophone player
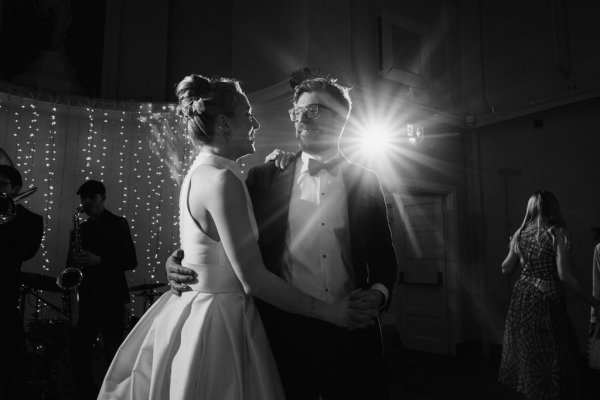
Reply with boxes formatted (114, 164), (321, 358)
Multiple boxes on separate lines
(0, 165), (43, 400)
(70, 179), (137, 400)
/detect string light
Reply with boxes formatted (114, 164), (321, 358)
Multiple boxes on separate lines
(130, 105), (143, 242)
(143, 103), (161, 281)
(21, 103), (34, 191)
(25, 103), (40, 194)
(39, 106), (58, 274)
(117, 111), (127, 214)
(14, 104), (24, 172)
(83, 107), (95, 179)
(98, 112), (109, 179)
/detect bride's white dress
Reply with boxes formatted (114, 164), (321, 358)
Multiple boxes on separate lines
(98, 153), (284, 400)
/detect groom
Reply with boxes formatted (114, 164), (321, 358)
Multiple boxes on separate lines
(166, 77), (397, 399)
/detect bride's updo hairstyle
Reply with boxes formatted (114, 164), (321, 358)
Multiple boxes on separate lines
(175, 74), (244, 144)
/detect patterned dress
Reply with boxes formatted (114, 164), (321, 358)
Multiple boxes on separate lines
(499, 224), (583, 399)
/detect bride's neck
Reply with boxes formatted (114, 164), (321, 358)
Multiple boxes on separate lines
(198, 145), (234, 161)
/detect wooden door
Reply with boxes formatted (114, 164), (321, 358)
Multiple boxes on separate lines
(387, 192), (450, 354)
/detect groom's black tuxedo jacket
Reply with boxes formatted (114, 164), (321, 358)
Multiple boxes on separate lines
(246, 153), (397, 308)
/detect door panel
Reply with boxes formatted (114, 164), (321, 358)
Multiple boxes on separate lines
(389, 192), (450, 354)
(405, 231), (439, 258)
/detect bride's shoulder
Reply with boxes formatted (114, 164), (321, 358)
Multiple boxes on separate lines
(191, 164), (242, 192)
(191, 163), (226, 179)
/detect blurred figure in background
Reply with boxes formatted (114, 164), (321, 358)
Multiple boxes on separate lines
(499, 190), (600, 400)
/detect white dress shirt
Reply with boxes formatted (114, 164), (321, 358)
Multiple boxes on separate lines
(281, 152), (388, 304)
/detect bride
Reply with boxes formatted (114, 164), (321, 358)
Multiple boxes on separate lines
(97, 74), (372, 400)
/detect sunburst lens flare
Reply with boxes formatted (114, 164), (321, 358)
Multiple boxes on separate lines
(360, 124), (394, 156)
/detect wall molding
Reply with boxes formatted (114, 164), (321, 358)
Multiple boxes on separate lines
(470, 85), (600, 129)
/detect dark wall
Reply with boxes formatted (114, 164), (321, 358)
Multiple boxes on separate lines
(0, 1), (44, 80)
(0, 0), (105, 97)
(66, 1), (105, 98)
(166, 0), (233, 100)
(458, 0), (600, 115)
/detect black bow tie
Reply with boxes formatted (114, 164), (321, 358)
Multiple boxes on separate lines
(307, 157), (342, 176)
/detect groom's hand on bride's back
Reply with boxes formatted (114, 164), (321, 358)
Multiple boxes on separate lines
(165, 249), (197, 296)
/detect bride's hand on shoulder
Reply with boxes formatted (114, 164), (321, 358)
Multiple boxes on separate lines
(264, 149), (294, 170)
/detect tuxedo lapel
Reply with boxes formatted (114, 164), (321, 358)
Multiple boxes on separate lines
(270, 156), (297, 223)
(257, 152), (298, 276)
(340, 157), (368, 287)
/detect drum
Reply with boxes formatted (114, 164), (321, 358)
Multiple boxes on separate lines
(24, 318), (76, 399)
(21, 272), (62, 293)
(27, 318), (70, 351)
(124, 313), (141, 335)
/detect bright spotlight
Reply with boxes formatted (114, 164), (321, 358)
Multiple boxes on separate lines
(360, 124), (393, 155)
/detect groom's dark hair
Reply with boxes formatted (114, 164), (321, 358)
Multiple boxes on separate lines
(293, 78), (352, 117)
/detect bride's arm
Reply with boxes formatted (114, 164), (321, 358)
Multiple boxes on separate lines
(194, 168), (369, 328)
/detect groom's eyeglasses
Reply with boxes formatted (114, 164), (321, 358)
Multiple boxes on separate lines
(288, 104), (337, 122)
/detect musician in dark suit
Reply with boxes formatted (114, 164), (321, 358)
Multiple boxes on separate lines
(70, 179), (137, 400)
(167, 78), (397, 399)
(0, 165), (43, 400)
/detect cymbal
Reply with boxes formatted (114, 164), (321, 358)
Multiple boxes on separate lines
(21, 272), (62, 293)
(129, 282), (167, 292)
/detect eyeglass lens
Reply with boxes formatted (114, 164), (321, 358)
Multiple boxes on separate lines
(289, 105), (320, 122)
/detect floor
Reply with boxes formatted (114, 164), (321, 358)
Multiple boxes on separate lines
(21, 328), (600, 399)
(389, 344), (520, 399)
(385, 330), (600, 400)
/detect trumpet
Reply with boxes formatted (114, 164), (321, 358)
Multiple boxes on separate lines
(0, 187), (37, 225)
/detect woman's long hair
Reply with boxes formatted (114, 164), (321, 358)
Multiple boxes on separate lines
(509, 190), (567, 257)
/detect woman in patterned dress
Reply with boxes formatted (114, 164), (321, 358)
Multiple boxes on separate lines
(499, 190), (600, 399)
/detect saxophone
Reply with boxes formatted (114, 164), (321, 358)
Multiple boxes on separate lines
(57, 206), (85, 327)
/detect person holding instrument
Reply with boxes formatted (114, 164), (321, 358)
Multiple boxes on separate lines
(69, 179), (137, 400)
(0, 165), (43, 400)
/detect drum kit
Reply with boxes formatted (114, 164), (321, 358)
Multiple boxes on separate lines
(125, 282), (167, 333)
(20, 272), (66, 322)
(20, 273), (168, 325)
(19, 272), (168, 398)
(4, 158), (171, 396)
(129, 282), (167, 311)
(19, 273), (74, 399)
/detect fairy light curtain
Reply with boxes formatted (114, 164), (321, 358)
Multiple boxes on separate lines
(0, 91), (196, 317)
